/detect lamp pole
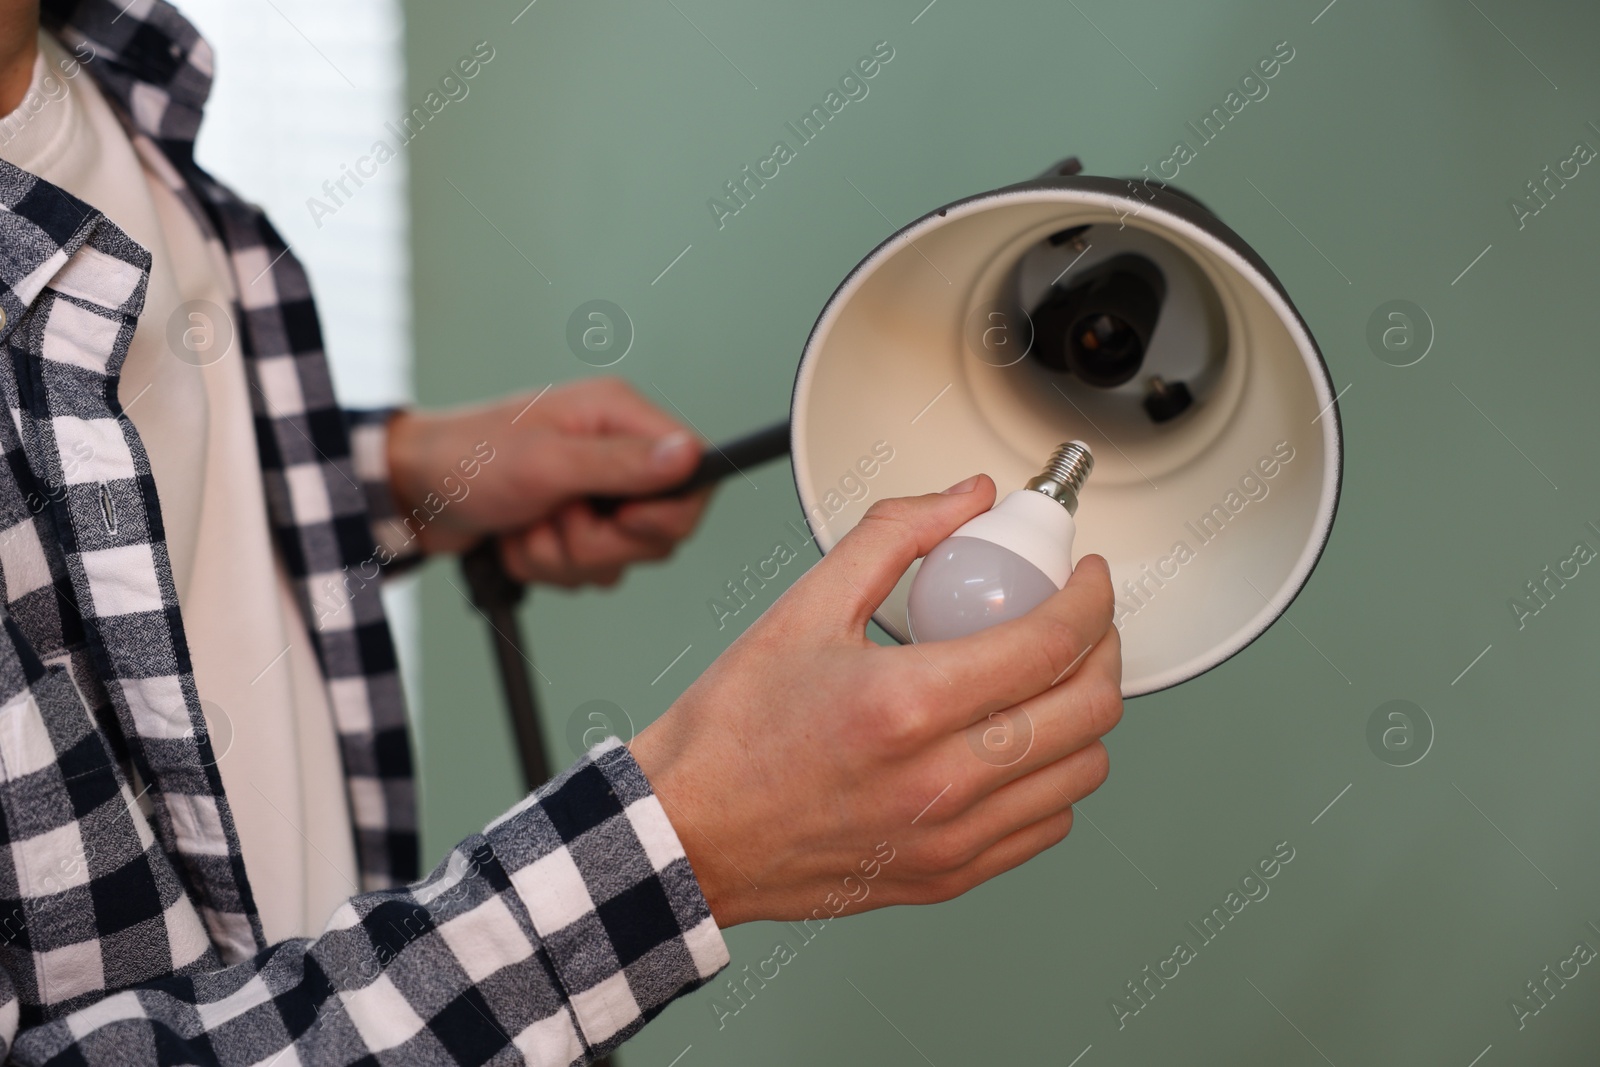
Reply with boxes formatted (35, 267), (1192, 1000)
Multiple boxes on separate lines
(460, 421), (790, 1066)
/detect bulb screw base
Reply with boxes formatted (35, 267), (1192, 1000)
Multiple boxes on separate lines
(1025, 440), (1094, 514)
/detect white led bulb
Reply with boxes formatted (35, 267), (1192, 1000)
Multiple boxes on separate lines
(907, 441), (1094, 643)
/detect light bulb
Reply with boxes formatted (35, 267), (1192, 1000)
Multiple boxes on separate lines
(907, 441), (1094, 643)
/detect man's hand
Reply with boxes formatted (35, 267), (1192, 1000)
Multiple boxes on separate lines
(386, 378), (710, 586)
(629, 474), (1123, 928)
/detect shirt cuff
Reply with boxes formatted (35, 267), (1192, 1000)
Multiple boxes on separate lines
(483, 737), (730, 1056)
(345, 407), (427, 573)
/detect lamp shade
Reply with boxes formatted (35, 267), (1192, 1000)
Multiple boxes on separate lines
(790, 170), (1343, 697)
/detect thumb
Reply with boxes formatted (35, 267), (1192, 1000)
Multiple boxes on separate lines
(541, 430), (701, 499)
(798, 474), (997, 632)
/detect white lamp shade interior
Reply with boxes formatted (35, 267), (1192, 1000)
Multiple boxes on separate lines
(791, 186), (1341, 696)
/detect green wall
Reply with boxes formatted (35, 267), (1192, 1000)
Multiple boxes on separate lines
(404, 1), (1600, 1062)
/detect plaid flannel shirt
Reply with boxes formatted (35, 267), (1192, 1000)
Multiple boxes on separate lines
(0, 1), (728, 1062)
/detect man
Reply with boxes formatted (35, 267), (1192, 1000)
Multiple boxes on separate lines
(0, 1), (1123, 1063)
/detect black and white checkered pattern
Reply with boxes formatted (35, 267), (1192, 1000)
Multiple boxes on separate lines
(44, 0), (423, 896)
(0, 738), (725, 1064)
(0, 161), (266, 973)
(0, 1), (731, 1060)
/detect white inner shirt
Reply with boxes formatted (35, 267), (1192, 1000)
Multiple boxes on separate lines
(0, 32), (358, 941)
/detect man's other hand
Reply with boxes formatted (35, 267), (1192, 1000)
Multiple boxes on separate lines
(386, 378), (710, 587)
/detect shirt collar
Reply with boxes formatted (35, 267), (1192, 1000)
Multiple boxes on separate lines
(0, 0), (210, 339)
(40, 0), (214, 152)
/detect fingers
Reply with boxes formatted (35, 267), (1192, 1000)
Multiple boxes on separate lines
(960, 621), (1122, 791)
(936, 758), (1105, 897)
(581, 377), (692, 441)
(941, 739), (1109, 858)
(499, 503), (679, 586)
(610, 487), (712, 542)
(510, 378), (705, 502)
(534, 430), (703, 500)
(792, 476), (996, 633)
(915, 627), (1118, 832)
(911, 554), (1117, 721)
(953, 807), (1078, 892)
